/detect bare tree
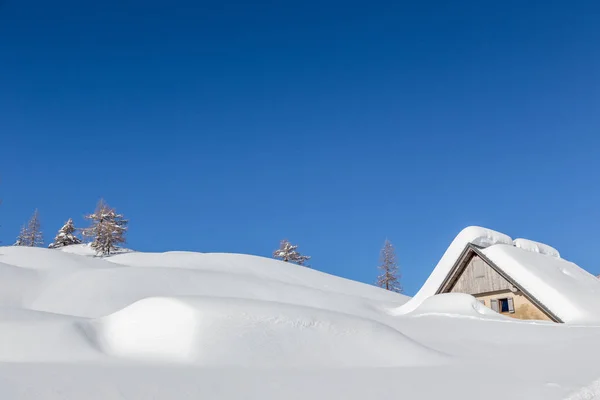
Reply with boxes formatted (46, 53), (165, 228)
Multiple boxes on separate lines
(376, 239), (402, 293)
(14, 209), (44, 247)
(48, 218), (82, 249)
(273, 239), (311, 266)
(82, 199), (128, 256)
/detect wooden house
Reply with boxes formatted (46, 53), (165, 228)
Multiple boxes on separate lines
(436, 243), (558, 322)
(400, 226), (600, 324)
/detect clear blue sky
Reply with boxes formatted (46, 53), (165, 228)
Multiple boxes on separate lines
(1, 0), (599, 295)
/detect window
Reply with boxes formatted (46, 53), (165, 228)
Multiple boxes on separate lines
(490, 298), (515, 314)
(478, 299), (485, 305)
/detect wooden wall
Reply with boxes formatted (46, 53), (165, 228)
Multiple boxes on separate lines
(449, 255), (513, 295)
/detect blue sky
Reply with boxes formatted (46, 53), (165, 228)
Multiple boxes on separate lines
(1, 0), (599, 295)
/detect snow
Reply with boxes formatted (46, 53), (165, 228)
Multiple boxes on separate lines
(513, 238), (561, 258)
(0, 243), (599, 399)
(481, 244), (600, 324)
(564, 378), (600, 399)
(393, 226), (513, 314)
(405, 292), (512, 320)
(89, 296), (445, 367)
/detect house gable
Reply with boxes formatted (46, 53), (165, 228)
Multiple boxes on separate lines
(448, 254), (513, 295)
(436, 245), (562, 323)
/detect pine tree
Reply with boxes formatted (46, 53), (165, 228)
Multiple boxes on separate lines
(273, 239), (311, 266)
(376, 239), (402, 293)
(82, 199), (128, 256)
(13, 225), (27, 246)
(48, 218), (82, 249)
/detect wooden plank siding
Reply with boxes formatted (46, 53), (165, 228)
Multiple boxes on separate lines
(449, 254), (513, 295)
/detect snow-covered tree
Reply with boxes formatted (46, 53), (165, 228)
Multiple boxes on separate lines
(273, 239), (311, 266)
(48, 218), (82, 249)
(376, 239), (402, 293)
(82, 199), (128, 256)
(13, 225), (27, 246)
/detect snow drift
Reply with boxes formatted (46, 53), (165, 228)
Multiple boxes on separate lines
(87, 296), (447, 367)
(404, 293), (510, 320)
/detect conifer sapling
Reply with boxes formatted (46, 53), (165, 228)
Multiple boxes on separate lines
(273, 239), (311, 266)
(48, 218), (82, 249)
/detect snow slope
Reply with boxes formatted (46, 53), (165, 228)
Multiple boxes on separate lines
(0, 244), (599, 399)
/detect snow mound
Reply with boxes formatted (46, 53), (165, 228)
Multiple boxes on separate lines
(0, 309), (99, 362)
(513, 238), (560, 258)
(393, 226), (513, 315)
(404, 293), (510, 320)
(87, 296), (447, 367)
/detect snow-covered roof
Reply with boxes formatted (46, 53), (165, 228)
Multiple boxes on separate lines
(480, 244), (600, 324)
(395, 226), (600, 324)
(393, 226), (513, 315)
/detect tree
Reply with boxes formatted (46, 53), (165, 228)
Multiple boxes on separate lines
(13, 225), (27, 246)
(13, 209), (44, 247)
(273, 239), (311, 266)
(48, 218), (82, 249)
(376, 239), (402, 293)
(82, 199), (128, 256)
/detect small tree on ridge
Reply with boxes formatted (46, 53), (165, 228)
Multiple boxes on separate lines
(273, 239), (311, 266)
(48, 218), (82, 249)
(82, 199), (128, 256)
(376, 239), (402, 293)
(14, 210), (43, 247)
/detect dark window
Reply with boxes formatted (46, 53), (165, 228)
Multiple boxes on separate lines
(497, 298), (515, 314)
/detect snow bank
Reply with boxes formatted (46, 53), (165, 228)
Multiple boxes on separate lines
(392, 226), (513, 315)
(87, 296), (447, 367)
(405, 293), (509, 320)
(0, 309), (99, 362)
(513, 238), (560, 258)
(481, 244), (600, 324)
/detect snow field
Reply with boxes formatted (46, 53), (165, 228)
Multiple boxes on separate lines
(0, 239), (599, 399)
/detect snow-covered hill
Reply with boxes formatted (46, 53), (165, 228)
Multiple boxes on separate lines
(0, 245), (599, 399)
